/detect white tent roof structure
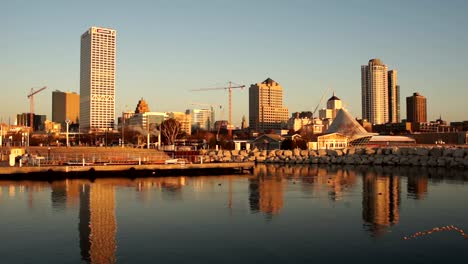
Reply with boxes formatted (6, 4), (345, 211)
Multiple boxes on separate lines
(325, 108), (376, 141)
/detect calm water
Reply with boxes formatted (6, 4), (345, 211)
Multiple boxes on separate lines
(1, 165), (467, 264)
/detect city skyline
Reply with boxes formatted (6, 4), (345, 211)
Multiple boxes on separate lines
(2, 0), (468, 126)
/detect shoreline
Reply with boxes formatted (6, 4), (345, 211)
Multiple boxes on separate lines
(197, 145), (468, 168)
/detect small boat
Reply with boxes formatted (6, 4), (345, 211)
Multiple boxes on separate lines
(164, 159), (179, 164)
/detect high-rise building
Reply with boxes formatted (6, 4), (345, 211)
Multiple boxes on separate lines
(362, 59), (395, 125)
(406, 92), (427, 123)
(249, 78), (289, 132)
(188, 108), (213, 130)
(388, 70), (400, 123)
(80, 26), (117, 132)
(52, 90), (80, 125)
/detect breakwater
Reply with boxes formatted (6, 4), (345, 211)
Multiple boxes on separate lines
(199, 146), (468, 168)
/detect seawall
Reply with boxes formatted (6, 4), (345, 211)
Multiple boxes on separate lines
(198, 146), (468, 168)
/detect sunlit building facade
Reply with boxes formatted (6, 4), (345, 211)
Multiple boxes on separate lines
(52, 90), (80, 125)
(388, 70), (400, 123)
(80, 26), (117, 132)
(362, 59), (390, 124)
(406, 92), (427, 123)
(249, 78), (289, 132)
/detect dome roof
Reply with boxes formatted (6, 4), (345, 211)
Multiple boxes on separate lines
(368, 58), (384, 66)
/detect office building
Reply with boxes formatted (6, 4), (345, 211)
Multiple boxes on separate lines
(188, 108), (213, 131)
(168, 112), (192, 135)
(16, 113), (46, 132)
(52, 90), (80, 126)
(406, 92), (427, 123)
(80, 26), (117, 132)
(249, 78), (289, 132)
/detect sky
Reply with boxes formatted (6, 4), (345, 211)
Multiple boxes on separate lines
(2, 0), (468, 126)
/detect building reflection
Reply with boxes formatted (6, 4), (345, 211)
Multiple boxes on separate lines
(250, 166), (284, 216)
(362, 171), (400, 236)
(79, 182), (117, 264)
(407, 175), (428, 200)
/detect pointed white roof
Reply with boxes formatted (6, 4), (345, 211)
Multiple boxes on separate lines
(325, 109), (376, 140)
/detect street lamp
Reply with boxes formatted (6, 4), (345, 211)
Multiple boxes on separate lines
(65, 119), (70, 147)
(122, 112), (125, 148)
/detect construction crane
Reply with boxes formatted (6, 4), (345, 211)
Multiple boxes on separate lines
(312, 86), (333, 119)
(27, 86), (47, 131)
(190, 81), (245, 136)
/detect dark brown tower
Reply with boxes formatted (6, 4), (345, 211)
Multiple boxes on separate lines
(406, 92), (427, 123)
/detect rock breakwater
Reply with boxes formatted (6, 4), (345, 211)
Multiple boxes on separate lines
(199, 146), (468, 168)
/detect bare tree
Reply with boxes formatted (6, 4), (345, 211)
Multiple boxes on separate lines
(160, 118), (181, 145)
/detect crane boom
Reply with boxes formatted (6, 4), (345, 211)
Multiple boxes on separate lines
(312, 87), (333, 119)
(27, 86), (47, 131)
(190, 81), (245, 137)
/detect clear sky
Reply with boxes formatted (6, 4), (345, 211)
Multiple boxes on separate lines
(2, 0), (468, 126)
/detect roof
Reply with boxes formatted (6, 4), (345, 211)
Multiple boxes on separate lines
(262, 78), (277, 85)
(252, 134), (283, 142)
(325, 108), (376, 140)
(369, 58), (384, 66)
(328, 92), (341, 101)
(369, 135), (416, 142)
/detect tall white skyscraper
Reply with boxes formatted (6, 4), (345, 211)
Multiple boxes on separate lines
(361, 59), (389, 125)
(80, 26), (116, 132)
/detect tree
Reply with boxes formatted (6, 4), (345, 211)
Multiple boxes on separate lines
(159, 118), (181, 145)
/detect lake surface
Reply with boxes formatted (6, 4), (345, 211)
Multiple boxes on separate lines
(1, 164), (467, 264)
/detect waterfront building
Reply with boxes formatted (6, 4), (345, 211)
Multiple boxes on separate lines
(406, 92), (427, 123)
(187, 108), (213, 131)
(362, 59), (398, 124)
(52, 90), (80, 126)
(80, 26), (117, 132)
(128, 112), (167, 131)
(16, 113), (46, 132)
(249, 78), (289, 132)
(326, 93), (343, 119)
(388, 71), (400, 123)
(168, 112), (192, 135)
(318, 108), (333, 119)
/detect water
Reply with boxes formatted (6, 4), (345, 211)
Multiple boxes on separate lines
(1, 164), (467, 264)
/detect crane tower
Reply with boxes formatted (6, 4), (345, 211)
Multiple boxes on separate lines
(190, 81), (245, 137)
(27, 86), (47, 131)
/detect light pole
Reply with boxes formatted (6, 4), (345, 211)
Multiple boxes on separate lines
(65, 119), (70, 147)
(122, 111), (125, 148)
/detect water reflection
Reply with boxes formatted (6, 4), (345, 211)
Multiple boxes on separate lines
(407, 175), (428, 200)
(362, 171), (400, 236)
(79, 182), (117, 264)
(1, 165), (468, 263)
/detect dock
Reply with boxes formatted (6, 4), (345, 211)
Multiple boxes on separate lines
(0, 162), (255, 180)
